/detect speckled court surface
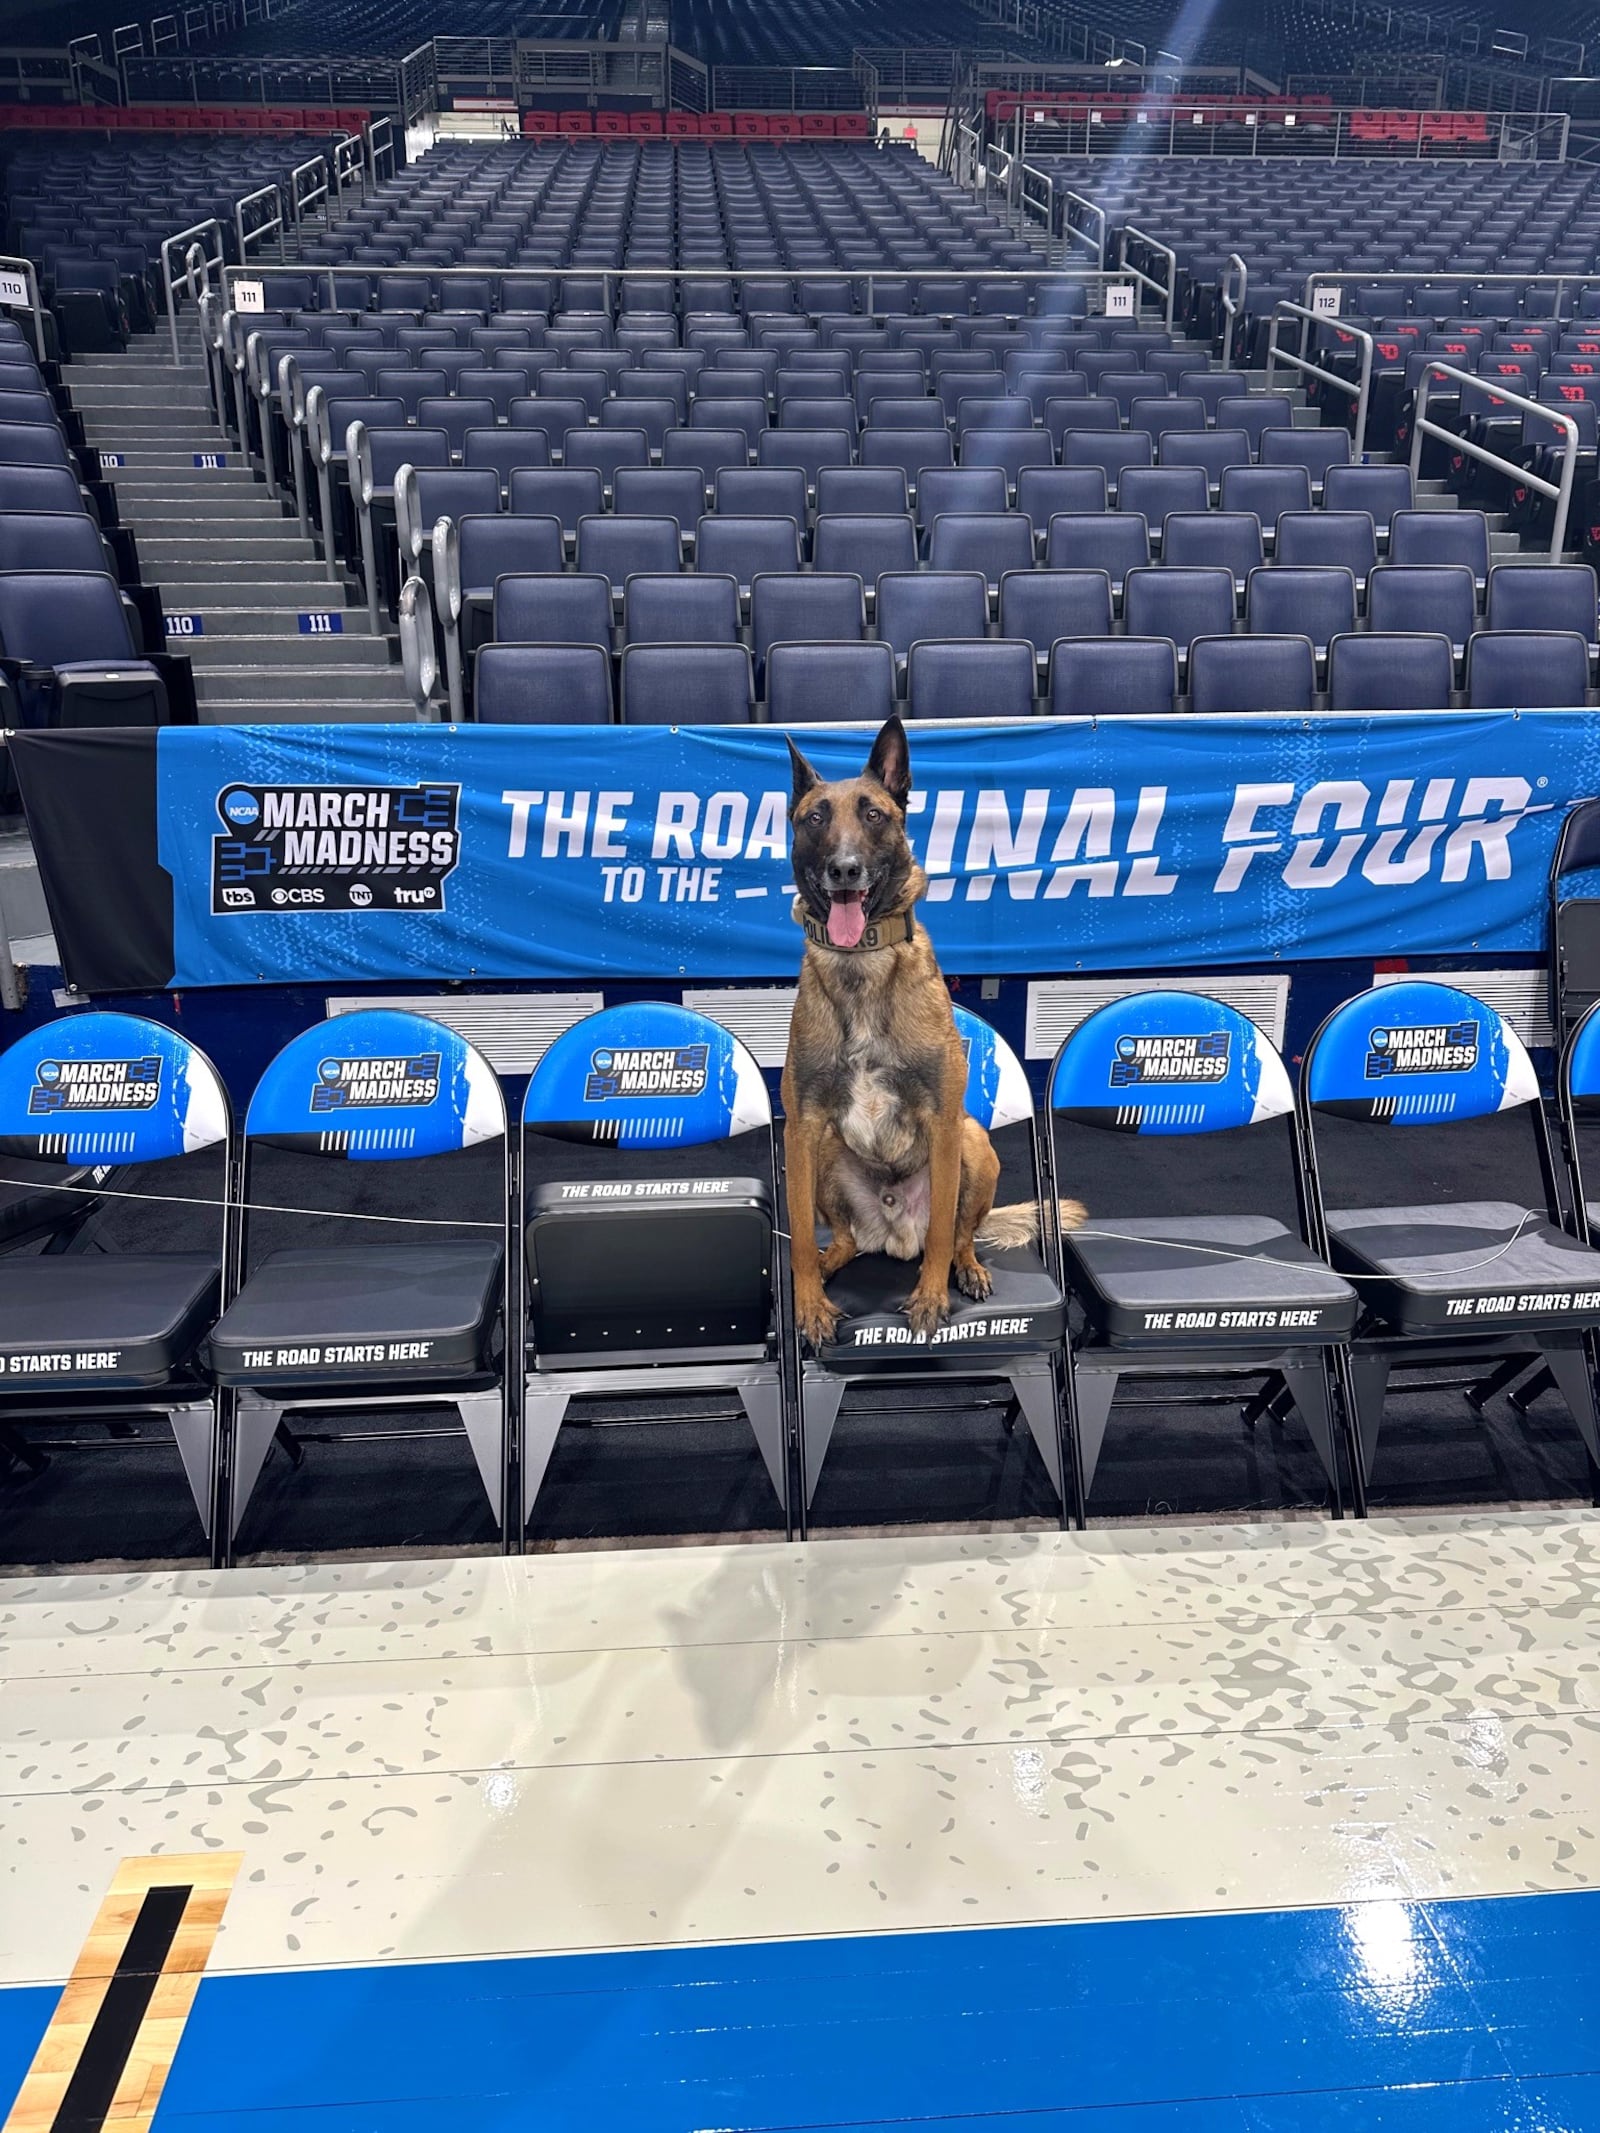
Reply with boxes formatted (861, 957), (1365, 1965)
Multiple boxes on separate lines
(6, 1511), (1600, 2128)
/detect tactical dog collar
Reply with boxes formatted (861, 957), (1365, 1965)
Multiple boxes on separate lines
(802, 910), (915, 953)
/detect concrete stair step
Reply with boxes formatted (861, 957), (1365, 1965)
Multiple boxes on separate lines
(134, 514), (311, 539)
(193, 665), (405, 701)
(179, 632), (391, 665)
(154, 560), (332, 586)
(158, 583), (362, 611)
(140, 536), (316, 564)
(196, 701), (418, 725)
(109, 496), (289, 523)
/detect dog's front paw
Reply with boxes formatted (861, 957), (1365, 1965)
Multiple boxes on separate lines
(955, 1257), (993, 1302)
(904, 1284), (951, 1339)
(795, 1292), (843, 1349)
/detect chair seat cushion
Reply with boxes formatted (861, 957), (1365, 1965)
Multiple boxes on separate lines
(818, 1242), (1063, 1359)
(1325, 1199), (1600, 1333)
(526, 1175), (772, 1362)
(208, 1241), (503, 1387)
(0, 1251), (218, 1388)
(1065, 1214), (1357, 1346)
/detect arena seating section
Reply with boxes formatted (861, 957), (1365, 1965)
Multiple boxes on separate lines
(2, 135), (1599, 729)
(1041, 162), (1600, 337)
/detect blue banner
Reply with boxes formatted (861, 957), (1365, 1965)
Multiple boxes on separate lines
(137, 714), (1598, 990)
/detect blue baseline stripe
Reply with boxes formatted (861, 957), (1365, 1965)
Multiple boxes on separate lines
(9, 1891), (1600, 2130)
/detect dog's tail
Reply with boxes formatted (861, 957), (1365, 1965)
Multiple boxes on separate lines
(977, 1199), (1087, 1249)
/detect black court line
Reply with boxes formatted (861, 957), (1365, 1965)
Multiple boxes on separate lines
(50, 1883), (192, 2133)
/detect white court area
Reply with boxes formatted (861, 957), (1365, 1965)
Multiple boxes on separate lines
(4, 1509), (1600, 1989)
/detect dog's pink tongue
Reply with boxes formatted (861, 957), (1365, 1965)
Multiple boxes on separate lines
(827, 895), (866, 948)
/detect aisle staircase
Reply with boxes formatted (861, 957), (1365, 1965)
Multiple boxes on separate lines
(68, 319), (412, 725)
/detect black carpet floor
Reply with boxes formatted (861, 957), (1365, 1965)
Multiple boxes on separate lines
(0, 1107), (1592, 1571)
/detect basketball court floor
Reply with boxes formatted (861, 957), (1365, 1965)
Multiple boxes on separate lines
(5, 1509), (1600, 2129)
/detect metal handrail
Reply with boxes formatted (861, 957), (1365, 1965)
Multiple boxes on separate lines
(235, 183), (284, 267)
(367, 116), (397, 186)
(0, 253), (48, 363)
(332, 132), (366, 213)
(160, 215), (222, 364)
(1302, 267), (1577, 318)
(1062, 189), (1106, 269)
(1266, 298), (1375, 458)
(302, 385), (343, 585)
(216, 261), (1153, 323)
(431, 516), (465, 722)
(347, 421), (383, 628)
(1119, 223), (1175, 329)
(1411, 358), (1579, 558)
(288, 155), (330, 236)
(398, 573), (441, 720)
(1220, 253), (1248, 369)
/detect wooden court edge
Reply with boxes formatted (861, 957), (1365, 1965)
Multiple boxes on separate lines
(3, 1851), (241, 2133)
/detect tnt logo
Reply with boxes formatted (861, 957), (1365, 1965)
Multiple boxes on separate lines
(585, 1045), (709, 1101)
(29, 1056), (161, 1114)
(1365, 1021), (1479, 1078)
(310, 1053), (442, 1111)
(1109, 1031), (1231, 1088)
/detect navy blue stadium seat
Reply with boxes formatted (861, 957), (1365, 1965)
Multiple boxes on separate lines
(475, 642), (614, 724)
(1326, 632), (1455, 711)
(1049, 637), (1177, 717)
(1466, 630), (1591, 708)
(1188, 634), (1316, 714)
(906, 639), (1035, 721)
(621, 643), (755, 725)
(765, 640), (896, 725)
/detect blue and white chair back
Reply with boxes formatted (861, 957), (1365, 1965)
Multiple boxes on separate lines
(1303, 979), (1539, 1126)
(0, 1011), (228, 1163)
(246, 1008), (505, 1156)
(1049, 990), (1294, 1136)
(523, 1001), (771, 1145)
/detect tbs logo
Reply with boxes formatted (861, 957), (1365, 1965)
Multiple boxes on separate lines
(221, 887), (256, 909)
(220, 788), (260, 829)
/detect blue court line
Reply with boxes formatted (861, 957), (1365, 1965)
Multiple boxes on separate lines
(9, 1890), (1600, 2131)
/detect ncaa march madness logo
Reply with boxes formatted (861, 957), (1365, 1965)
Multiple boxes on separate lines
(211, 782), (461, 915)
(29, 1055), (162, 1113)
(585, 1044), (710, 1102)
(311, 1054), (442, 1111)
(1365, 1020), (1480, 1078)
(1110, 1031), (1231, 1089)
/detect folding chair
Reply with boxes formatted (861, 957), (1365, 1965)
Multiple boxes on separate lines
(207, 1010), (511, 1558)
(795, 1005), (1070, 1526)
(1549, 797), (1600, 1048)
(1046, 992), (1357, 1518)
(0, 1011), (228, 1543)
(1300, 979), (1600, 1508)
(520, 1002), (791, 1532)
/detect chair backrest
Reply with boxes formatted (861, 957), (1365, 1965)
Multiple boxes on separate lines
(1466, 630), (1590, 710)
(523, 1001), (769, 1147)
(1303, 979), (1538, 1126)
(0, 1011), (227, 1166)
(1189, 634), (1315, 715)
(951, 1005), (1033, 1131)
(1326, 632), (1454, 712)
(1551, 798), (1600, 1043)
(1048, 991), (1294, 1136)
(245, 1008), (504, 1157)
(1050, 637), (1177, 717)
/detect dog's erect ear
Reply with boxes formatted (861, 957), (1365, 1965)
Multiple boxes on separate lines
(787, 735), (823, 815)
(865, 715), (912, 812)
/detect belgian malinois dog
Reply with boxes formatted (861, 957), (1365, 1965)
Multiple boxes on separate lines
(782, 716), (1083, 1350)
